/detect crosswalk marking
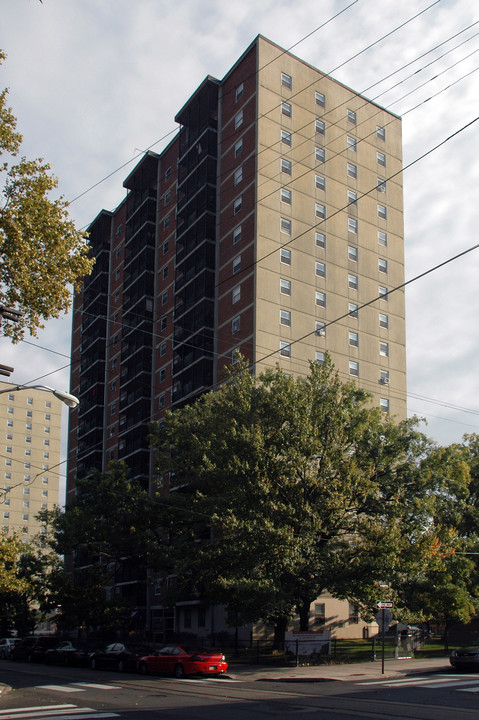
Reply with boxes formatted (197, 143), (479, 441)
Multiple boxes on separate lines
(357, 674), (479, 692)
(69, 685), (121, 691)
(0, 708), (119, 720)
(36, 687), (84, 694)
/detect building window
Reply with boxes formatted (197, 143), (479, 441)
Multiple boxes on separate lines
(315, 203), (326, 219)
(234, 109), (243, 129)
(232, 255), (241, 274)
(165, 166), (171, 180)
(281, 158), (292, 175)
(315, 119), (325, 135)
(44, 426), (50, 434)
(347, 136), (357, 152)
(349, 303), (358, 318)
(379, 313), (389, 328)
(280, 248), (291, 265)
(379, 286), (388, 300)
(281, 130), (292, 146)
(377, 178), (386, 192)
(315, 291), (326, 307)
(161, 315), (168, 330)
(380, 369), (390, 384)
(235, 82), (244, 102)
(232, 315), (241, 333)
(280, 279), (291, 295)
(280, 187), (292, 204)
(377, 151), (386, 167)
(379, 341), (389, 357)
(233, 196), (242, 215)
(159, 393), (165, 409)
(314, 602), (326, 625)
(159, 342), (167, 357)
(349, 361), (359, 376)
(347, 162), (357, 179)
(315, 175), (325, 191)
(315, 262), (326, 278)
(348, 274), (358, 290)
(280, 218), (292, 235)
(27, 398), (33, 405)
(347, 109), (357, 124)
(380, 398), (390, 413)
(377, 126), (386, 140)
(379, 258), (388, 273)
(315, 351), (325, 365)
(315, 147), (325, 163)
(349, 331), (359, 347)
(281, 101), (292, 117)
(164, 190), (171, 205)
(233, 225), (242, 244)
(348, 217), (358, 234)
(378, 205), (387, 220)
(5, 447), (11, 454)
(7, 394), (14, 401)
(163, 216), (170, 230)
(159, 368), (166, 383)
(232, 285), (241, 304)
(280, 309), (291, 326)
(23, 487), (29, 495)
(234, 138), (243, 157)
(232, 348), (240, 364)
(234, 167), (243, 186)
(280, 341), (291, 357)
(7, 408), (13, 415)
(25, 436), (31, 443)
(315, 232), (326, 248)
(315, 91), (325, 107)
(347, 190), (357, 206)
(315, 322), (326, 337)
(162, 290), (168, 305)
(378, 231), (388, 246)
(348, 246), (358, 262)
(163, 239), (169, 254)
(281, 72), (292, 89)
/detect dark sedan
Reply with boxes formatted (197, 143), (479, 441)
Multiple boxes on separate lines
(89, 642), (154, 672)
(11, 636), (59, 663)
(450, 640), (479, 670)
(44, 640), (91, 667)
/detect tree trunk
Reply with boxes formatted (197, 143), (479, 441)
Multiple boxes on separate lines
(272, 616), (288, 650)
(298, 599), (311, 632)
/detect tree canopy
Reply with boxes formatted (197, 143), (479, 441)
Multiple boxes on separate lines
(150, 356), (476, 640)
(0, 50), (93, 340)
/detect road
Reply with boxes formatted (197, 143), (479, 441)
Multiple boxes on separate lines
(1, 658), (478, 719)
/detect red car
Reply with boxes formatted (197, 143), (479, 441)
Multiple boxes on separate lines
(137, 645), (228, 678)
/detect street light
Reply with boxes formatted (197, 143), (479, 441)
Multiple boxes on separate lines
(0, 384), (79, 408)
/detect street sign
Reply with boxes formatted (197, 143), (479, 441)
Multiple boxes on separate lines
(377, 601), (394, 608)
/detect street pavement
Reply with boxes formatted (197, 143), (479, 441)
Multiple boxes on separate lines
(226, 655), (452, 682)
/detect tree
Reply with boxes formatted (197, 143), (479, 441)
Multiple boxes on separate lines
(40, 462), (161, 636)
(0, 50), (93, 340)
(150, 356), (472, 645)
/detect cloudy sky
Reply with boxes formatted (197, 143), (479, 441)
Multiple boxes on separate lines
(1, 0), (479, 464)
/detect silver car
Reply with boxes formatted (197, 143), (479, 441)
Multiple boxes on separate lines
(0, 638), (22, 659)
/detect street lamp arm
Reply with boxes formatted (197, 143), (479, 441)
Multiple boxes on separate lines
(0, 384), (79, 408)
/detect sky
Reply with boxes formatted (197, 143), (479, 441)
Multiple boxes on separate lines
(1, 0), (479, 478)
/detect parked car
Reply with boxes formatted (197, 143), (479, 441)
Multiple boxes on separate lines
(89, 643), (154, 672)
(0, 638), (22, 659)
(44, 640), (91, 667)
(137, 645), (228, 678)
(10, 636), (59, 663)
(450, 640), (479, 670)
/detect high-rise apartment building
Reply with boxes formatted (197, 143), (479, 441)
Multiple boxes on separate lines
(0, 383), (62, 538)
(68, 36), (406, 635)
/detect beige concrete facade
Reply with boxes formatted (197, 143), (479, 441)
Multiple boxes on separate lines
(0, 382), (62, 539)
(252, 37), (406, 419)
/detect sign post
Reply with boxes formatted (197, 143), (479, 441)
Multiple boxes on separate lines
(376, 602), (393, 674)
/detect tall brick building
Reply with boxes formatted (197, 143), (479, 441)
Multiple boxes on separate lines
(68, 35), (406, 640)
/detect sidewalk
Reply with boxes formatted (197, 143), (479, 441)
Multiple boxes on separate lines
(226, 656), (451, 682)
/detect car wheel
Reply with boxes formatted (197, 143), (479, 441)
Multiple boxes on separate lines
(138, 661), (148, 675)
(90, 658), (98, 670)
(174, 663), (185, 679)
(117, 660), (125, 673)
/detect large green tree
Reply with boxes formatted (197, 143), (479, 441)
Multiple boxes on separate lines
(0, 50), (93, 340)
(150, 356), (472, 643)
